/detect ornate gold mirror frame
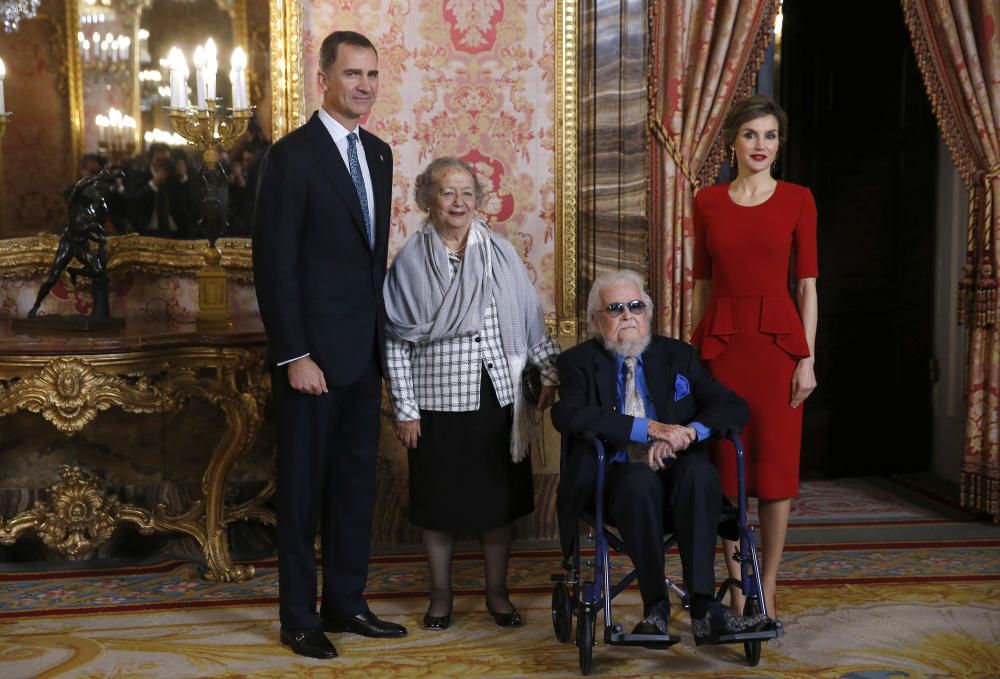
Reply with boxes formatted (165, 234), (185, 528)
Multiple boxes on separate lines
(0, 0), (255, 277)
(267, 0), (579, 340)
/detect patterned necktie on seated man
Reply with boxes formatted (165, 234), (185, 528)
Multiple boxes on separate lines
(623, 356), (649, 464)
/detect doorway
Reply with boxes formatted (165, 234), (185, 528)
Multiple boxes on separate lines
(779, 0), (938, 478)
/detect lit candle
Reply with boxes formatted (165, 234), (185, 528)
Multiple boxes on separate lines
(82, 40), (91, 63)
(119, 36), (130, 62)
(229, 69), (238, 110)
(230, 47), (247, 109)
(138, 29), (150, 64)
(193, 45), (206, 109)
(168, 47), (188, 109)
(180, 53), (190, 108)
(110, 38), (119, 63)
(0, 58), (5, 114)
(124, 115), (136, 149)
(180, 54), (191, 108)
(96, 114), (108, 145)
(204, 38), (218, 102)
(108, 108), (122, 149)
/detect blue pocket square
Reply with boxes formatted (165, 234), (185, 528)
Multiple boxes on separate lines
(674, 374), (690, 401)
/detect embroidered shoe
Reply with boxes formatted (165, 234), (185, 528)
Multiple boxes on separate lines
(691, 602), (768, 641)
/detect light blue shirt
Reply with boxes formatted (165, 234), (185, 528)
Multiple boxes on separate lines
(611, 354), (711, 464)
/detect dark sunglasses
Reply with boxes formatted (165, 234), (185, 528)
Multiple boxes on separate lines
(603, 300), (647, 316)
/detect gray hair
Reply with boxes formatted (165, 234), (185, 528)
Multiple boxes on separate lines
(414, 157), (484, 212)
(586, 269), (654, 337)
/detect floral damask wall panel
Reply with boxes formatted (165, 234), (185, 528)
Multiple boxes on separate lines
(0, 0), (74, 238)
(302, 0), (557, 312)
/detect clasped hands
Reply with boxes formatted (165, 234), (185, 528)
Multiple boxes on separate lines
(645, 421), (697, 470)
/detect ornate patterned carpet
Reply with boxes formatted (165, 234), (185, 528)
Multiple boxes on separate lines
(1, 477), (998, 678)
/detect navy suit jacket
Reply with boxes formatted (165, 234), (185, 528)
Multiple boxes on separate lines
(252, 112), (392, 385)
(550, 335), (748, 557)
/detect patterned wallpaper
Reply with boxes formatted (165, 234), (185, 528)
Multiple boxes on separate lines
(302, 0), (557, 311)
(0, 0), (73, 238)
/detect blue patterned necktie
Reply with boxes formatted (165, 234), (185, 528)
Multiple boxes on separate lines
(623, 356), (649, 464)
(346, 132), (373, 249)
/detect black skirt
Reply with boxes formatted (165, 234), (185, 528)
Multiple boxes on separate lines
(408, 369), (534, 531)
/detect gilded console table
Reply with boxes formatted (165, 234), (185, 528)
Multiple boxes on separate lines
(0, 317), (274, 581)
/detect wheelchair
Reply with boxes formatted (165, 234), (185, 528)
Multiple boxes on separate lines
(550, 431), (784, 675)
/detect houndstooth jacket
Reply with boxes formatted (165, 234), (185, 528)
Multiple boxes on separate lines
(385, 252), (558, 421)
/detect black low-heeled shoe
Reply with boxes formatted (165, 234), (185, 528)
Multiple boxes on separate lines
(486, 599), (522, 627)
(423, 589), (453, 630)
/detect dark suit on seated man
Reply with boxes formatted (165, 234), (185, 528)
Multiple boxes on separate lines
(551, 269), (765, 641)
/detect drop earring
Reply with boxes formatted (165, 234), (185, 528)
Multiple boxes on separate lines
(729, 146), (735, 166)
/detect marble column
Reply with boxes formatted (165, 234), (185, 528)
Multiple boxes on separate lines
(577, 0), (650, 322)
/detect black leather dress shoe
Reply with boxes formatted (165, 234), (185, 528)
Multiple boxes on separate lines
(280, 628), (338, 659)
(323, 610), (408, 638)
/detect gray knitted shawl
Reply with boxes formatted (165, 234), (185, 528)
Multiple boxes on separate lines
(383, 218), (546, 461)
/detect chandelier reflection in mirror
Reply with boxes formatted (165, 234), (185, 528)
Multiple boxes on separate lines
(95, 106), (136, 162)
(1, 0), (41, 32)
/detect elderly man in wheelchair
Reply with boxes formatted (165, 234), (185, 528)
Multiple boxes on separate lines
(551, 270), (770, 655)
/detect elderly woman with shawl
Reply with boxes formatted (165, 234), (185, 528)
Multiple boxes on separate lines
(384, 157), (559, 631)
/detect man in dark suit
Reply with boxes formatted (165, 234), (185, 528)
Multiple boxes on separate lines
(252, 30), (406, 660)
(551, 270), (765, 641)
(127, 144), (196, 237)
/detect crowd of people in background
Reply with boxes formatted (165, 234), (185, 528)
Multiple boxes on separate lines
(68, 118), (270, 239)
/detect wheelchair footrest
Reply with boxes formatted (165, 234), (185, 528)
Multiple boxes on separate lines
(693, 618), (784, 646)
(605, 627), (681, 649)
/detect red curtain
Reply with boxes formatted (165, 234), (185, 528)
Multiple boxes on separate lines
(648, 0), (779, 340)
(904, 0), (1000, 522)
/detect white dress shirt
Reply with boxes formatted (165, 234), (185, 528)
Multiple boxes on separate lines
(316, 107), (376, 232)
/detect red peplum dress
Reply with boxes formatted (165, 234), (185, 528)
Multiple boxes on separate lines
(691, 180), (818, 499)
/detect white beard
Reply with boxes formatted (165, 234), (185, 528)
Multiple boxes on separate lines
(601, 331), (651, 359)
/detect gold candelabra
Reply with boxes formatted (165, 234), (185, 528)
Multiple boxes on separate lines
(168, 101), (253, 166)
(166, 100), (253, 328)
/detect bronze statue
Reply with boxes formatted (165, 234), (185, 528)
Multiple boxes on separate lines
(25, 168), (125, 326)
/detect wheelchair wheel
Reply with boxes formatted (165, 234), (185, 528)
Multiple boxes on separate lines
(743, 598), (762, 667)
(576, 608), (595, 675)
(551, 581), (573, 643)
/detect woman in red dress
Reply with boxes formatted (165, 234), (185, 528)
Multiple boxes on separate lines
(691, 95), (818, 617)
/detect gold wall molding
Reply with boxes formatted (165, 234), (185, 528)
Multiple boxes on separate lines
(0, 338), (273, 580)
(66, 0), (84, 179)
(269, 0), (304, 138)
(555, 0), (579, 340)
(0, 234), (254, 283)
